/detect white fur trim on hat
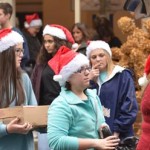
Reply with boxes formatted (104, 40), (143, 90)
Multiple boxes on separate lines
(53, 53), (89, 86)
(138, 73), (149, 86)
(43, 25), (66, 40)
(24, 19), (42, 28)
(0, 31), (24, 53)
(86, 41), (112, 58)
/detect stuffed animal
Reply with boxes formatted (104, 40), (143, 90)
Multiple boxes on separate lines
(117, 16), (150, 89)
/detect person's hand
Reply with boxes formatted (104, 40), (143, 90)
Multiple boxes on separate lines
(89, 63), (100, 81)
(113, 132), (120, 138)
(95, 136), (120, 150)
(6, 118), (33, 134)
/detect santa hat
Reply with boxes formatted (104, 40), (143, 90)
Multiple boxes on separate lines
(48, 46), (89, 86)
(86, 40), (112, 58)
(138, 55), (150, 86)
(24, 13), (42, 28)
(0, 28), (24, 53)
(43, 24), (75, 44)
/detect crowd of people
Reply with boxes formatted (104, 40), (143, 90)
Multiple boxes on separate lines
(0, 1), (149, 150)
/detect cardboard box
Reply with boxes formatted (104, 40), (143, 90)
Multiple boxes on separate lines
(0, 105), (49, 127)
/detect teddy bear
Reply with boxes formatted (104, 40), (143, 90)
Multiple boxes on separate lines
(117, 16), (150, 90)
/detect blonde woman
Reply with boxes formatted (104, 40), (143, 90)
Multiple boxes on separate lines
(87, 40), (138, 140)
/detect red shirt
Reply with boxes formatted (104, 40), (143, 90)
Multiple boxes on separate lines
(137, 83), (150, 150)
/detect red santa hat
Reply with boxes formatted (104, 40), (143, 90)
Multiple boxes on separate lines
(86, 40), (112, 58)
(43, 24), (75, 44)
(138, 55), (150, 86)
(24, 13), (42, 28)
(48, 46), (89, 86)
(0, 28), (24, 53)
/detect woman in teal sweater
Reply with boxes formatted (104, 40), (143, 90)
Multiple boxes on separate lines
(0, 29), (37, 150)
(47, 46), (119, 150)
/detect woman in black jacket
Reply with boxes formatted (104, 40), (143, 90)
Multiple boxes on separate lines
(31, 24), (74, 150)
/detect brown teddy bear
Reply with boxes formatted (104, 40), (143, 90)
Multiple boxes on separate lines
(117, 16), (150, 90)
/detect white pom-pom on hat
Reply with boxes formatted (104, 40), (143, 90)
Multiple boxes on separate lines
(53, 75), (63, 82)
(138, 55), (150, 86)
(138, 73), (148, 87)
(72, 43), (79, 50)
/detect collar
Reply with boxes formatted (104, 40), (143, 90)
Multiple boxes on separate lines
(98, 65), (125, 85)
(59, 87), (97, 105)
(107, 65), (125, 81)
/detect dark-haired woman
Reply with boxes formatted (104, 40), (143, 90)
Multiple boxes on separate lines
(31, 24), (75, 150)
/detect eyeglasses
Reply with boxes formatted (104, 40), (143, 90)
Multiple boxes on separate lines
(15, 48), (24, 56)
(76, 66), (91, 73)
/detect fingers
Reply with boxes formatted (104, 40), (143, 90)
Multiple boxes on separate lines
(22, 122), (33, 134)
(104, 137), (120, 150)
(6, 118), (20, 133)
(10, 117), (20, 124)
(107, 136), (120, 146)
(92, 69), (99, 75)
(90, 68), (99, 77)
(89, 69), (99, 81)
(97, 138), (119, 150)
(104, 146), (116, 149)
(93, 63), (100, 69)
(7, 121), (33, 134)
(24, 123), (31, 129)
(105, 141), (119, 150)
(106, 135), (119, 140)
(91, 63), (100, 77)
(113, 132), (120, 138)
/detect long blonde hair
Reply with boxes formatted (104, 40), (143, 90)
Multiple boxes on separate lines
(103, 50), (114, 78)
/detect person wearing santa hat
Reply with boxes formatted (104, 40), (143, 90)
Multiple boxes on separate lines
(31, 24), (75, 150)
(86, 41), (138, 142)
(47, 47), (120, 150)
(0, 29), (37, 150)
(138, 55), (150, 87)
(137, 55), (150, 150)
(0, 2), (30, 70)
(22, 13), (43, 75)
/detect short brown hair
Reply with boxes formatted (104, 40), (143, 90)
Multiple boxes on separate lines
(0, 2), (13, 17)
